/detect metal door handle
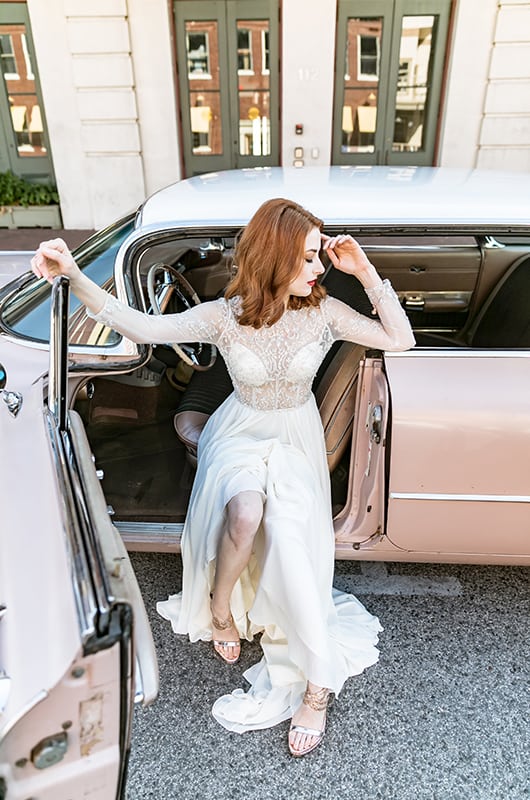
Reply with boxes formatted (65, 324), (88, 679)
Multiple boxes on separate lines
(403, 294), (425, 310)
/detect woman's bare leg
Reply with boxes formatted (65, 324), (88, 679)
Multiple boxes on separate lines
(210, 490), (263, 661)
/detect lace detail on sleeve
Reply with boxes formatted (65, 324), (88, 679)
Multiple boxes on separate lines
(323, 280), (415, 351)
(87, 294), (228, 346)
(365, 278), (400, 309)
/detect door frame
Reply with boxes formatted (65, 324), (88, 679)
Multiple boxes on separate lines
(174, 0), (279, 176)
(332, 0), (452, 167)
(0, 1), (54, 181)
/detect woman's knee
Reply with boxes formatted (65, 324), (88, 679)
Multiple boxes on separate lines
(226, 491), (263, 547)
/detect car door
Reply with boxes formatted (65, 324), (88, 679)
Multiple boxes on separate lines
(333, 353), (390, 555)
(383, 349), (530, 560)
(0, 277), (158, 799)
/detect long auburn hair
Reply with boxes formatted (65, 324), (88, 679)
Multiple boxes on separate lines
(225, 198), (327, 328)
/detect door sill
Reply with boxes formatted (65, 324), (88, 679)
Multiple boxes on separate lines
(115, 521), (184, 553)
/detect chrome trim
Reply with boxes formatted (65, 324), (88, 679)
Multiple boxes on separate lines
(386, 349), (530, 358)
(480, 235), (506, 249)
(361, 243), (479, 252)
(68, 412), (159, 706)
(49, 277), (69, 430)
(1, 389), (23, 418)
(45, 411), (99, 643)
(115, 521), (184, 537)
(391, 492), (530, 503)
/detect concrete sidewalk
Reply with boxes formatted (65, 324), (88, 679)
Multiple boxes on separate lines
(0, 228), (94, 253)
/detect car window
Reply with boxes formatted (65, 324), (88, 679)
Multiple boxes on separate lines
(0, 215), (135, 345)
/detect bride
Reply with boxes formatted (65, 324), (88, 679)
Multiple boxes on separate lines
(32, 198), (415, 757)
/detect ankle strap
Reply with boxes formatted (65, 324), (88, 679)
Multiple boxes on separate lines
(302, 686), (330, 712)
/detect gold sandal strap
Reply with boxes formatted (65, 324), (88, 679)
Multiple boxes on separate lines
(211, 610), (234, 631)
(302, 686), (330, 712)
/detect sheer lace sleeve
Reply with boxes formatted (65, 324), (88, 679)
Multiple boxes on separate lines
(87, 293), (228, 345)
(323, 279), (415, 351)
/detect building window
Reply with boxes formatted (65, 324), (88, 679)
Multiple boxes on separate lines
(0, 33), (17, 78)
(187, 32), (210, 78)
(237, 28), (253, 73)
(358, 34), (379, 80)
(262, 29), (270, 73)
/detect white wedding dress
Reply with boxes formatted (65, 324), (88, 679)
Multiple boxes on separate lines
(89, 278), (415, 733)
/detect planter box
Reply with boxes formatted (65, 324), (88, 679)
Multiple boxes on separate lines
(0, 205), (62, 229)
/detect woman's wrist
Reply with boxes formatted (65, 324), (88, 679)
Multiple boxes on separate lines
(355, 263), (383, 290)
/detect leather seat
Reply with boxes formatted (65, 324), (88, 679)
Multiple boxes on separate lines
(174, 340), (363, 471)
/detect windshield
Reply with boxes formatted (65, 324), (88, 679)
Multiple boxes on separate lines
(0, 215), (135, 345)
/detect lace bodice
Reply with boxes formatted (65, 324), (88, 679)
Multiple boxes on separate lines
(88, 280), (415, 410)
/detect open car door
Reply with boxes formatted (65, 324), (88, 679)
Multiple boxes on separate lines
(333, 352), (390, 556)
(384, 350), (530, 561)
(0, 277), (158, 799)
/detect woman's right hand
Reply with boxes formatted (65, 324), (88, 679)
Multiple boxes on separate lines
(31, 238), (82, 285)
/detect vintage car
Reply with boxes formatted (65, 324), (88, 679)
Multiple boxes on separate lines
(0, 166), (529, 798)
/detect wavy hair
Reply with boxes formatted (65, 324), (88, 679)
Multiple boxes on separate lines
(225, 198), (327, 328)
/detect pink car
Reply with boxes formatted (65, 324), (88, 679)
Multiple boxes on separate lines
(1, 166), (529, 797)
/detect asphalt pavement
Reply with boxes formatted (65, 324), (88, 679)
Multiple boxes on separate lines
(126, 553), (529, 800)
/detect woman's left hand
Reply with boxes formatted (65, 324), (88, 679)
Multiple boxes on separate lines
(322, 234), (377, 284)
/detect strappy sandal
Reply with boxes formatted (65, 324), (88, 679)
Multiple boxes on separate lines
(210, 605), (241, 665)
(288, 686), (330, 757)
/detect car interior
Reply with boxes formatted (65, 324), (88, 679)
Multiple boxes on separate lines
(69, 231), (530, 530)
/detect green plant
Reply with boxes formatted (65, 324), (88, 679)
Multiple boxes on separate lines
(0, 170), (59, 207)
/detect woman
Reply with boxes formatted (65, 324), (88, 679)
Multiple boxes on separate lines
(32, 198), (415, 757)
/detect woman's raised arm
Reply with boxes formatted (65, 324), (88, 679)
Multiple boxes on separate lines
(32, 238), (227, 346)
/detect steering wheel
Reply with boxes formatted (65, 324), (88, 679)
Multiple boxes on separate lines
(147, 263), (217, 371)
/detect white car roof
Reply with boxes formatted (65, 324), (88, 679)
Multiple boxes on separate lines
(139, 166), (530, 231)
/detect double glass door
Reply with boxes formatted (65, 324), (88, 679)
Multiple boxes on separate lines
(333, 0), (451, 166)
(0, 2), (53, 181)
(174, 0), (279, 176)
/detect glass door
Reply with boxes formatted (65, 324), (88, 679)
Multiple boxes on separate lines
(0, 2), (54, 181)
(174, 0), (279, 176)
(333, 0), (451, 166)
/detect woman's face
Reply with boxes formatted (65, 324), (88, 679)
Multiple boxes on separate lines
(287, 227), (325, 298)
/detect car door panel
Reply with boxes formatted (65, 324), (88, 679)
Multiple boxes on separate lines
(367, 241), (481, 332)
(0, 278), (158, 798)
(333, 355), (388, 551)
(384, 351), (530, 559)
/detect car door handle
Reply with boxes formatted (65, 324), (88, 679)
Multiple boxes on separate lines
(403, 294), (425, 311)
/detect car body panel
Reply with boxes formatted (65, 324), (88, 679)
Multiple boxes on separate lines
(0, 252), (33, 286)
(0, 379), (80, 736)
(384, 350), (530, 559)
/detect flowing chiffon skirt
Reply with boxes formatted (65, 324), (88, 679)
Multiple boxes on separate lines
(157, 392), (382, 732)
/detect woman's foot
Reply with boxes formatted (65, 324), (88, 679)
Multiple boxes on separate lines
(210, 600), (241, 665)
(288, 684), (330, 757)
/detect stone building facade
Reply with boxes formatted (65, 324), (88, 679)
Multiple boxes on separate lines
(0, 0), (528, 229)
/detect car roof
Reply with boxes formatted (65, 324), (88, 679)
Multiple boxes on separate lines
(138, 166), (530, 232)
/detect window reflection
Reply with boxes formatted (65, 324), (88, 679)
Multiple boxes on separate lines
(237, 20), (270, 156)
(185, 21), (223, 155)
(187, 31), (211, 77)
(0, 24), (45, 157)
(392, 15), (436, 153)
(341, 17), (382, 154)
